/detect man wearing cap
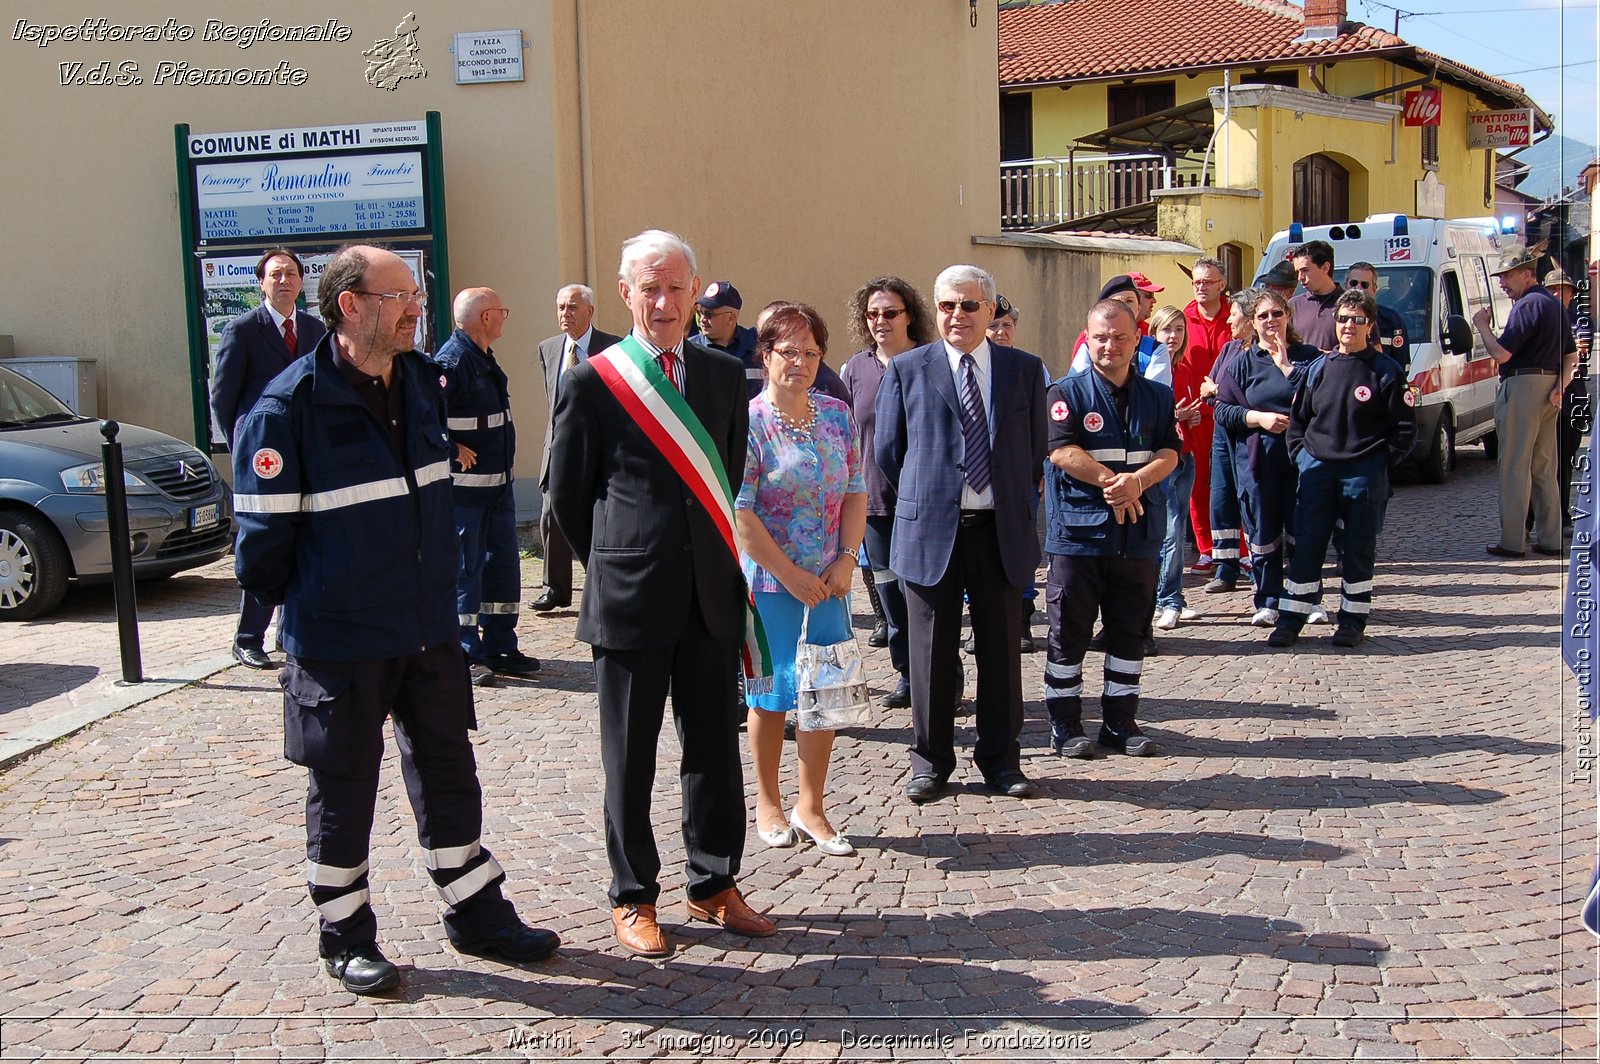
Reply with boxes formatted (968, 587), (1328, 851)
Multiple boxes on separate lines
(694, 282), (761, 398)
(1071, 275), (1171, 385)
(1257, 260), (1297, 301)
(1344, 262), (1411, 374)
(1475, 248), (1578, 558)
(1541, 268), (1589, 529)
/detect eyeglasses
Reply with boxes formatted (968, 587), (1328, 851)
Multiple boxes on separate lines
(486, 307), (511, 320)
(1193, 277), (1225, 287)
(1346, 279), (1374, 290)
(697, 306), (733, 319)
(936, 299), (987, 315)
(771, 346), (821, 363)
(1255, 309), (1286, 321)
(355, 289), (427, 308)
(865, 307), (907, 321)
(1335, 315), (1370, 326)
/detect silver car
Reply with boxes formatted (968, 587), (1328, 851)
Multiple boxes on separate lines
(0, 364), (232, 620)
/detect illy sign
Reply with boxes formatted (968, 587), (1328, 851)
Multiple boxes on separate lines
(1403, 88), (1442, 127)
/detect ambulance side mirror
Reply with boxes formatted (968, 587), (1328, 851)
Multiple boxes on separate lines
(1440, 314), (1473, 356)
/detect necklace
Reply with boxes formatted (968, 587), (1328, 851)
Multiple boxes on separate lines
(772, 394), (817, 439)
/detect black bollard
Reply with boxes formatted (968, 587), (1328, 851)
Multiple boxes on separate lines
(100, 420), (144, 683)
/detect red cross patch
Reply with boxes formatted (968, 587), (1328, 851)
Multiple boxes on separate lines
(1403, 389), (1416, 407)
(1050, 400), (1070, 422)
(1083, 412), (1105, 433)
(252, 448), (284, 479)
(1353, 386), (1372, 402)
(439, 374), (448, 389)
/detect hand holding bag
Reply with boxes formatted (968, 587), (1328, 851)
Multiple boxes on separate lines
(794, 594), (871, 732)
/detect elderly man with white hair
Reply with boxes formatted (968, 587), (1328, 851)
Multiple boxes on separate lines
(435, 286), (543, 686)
(548, 229), (775, 958)
(535, 283), (621, 610)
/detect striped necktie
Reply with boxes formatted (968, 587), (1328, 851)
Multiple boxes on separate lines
(959, 353), (991, 493)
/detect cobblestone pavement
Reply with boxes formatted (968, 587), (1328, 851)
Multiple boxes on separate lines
(0, 451), (1594, 1061)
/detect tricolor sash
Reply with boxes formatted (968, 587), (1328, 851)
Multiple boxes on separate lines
(589, 334), (773, 690)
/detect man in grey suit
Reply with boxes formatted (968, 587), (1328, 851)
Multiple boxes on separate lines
(534, 284), (620, 610)
(210, 247), (327, 669)
(875, 264), (1047, 804)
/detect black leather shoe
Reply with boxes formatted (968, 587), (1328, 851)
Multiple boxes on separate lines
(1485, 544), (1526, 558)
(1266, 624), (1300, 648)
(985, 770), (1033, 798)
(451, 920), (561, 963)
(1202, 578), (1236, 594)
(233, 644), (273, 670)
(486, 651), (541, 677)
(867, 621), (889, 648)
(1330, 624), (1365, 648)
(531, 592), (570, 611)
(882, 677), (911, 709)
(1019, 632), (1037, 654)
(905, 774), (947, 804)
(324, 942), (400, 995)
(1532, 545), (1564, 558)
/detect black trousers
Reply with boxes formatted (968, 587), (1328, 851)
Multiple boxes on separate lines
(283, 641), (515, 956)
(593, 596), (745, 907)
(236, 590), (275, 649)
(903, 515), (1024, 781)
(1045, 553), (1158, 731)
(863, 514), (910, 677)
(540, 493), (574, 599)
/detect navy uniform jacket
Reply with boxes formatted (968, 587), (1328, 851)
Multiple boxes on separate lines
(211, 303), (327, 449)
(1372, 304), (1411, 375)
(698, 324), (761, 398)
(432, 327), (515, 504)
(233, 333), (459, 661)
(1044, 367), (1178, 559)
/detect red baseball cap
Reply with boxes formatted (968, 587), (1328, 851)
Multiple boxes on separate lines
(1127, 271), (1164, 294)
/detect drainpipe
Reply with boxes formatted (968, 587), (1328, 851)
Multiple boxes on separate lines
(1221, 68), (1231, 186)
(575, 0), (595, 287)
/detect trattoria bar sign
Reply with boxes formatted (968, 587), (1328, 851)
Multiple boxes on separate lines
(1466, 109), (1533, 149)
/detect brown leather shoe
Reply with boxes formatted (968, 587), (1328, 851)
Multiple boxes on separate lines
(686, 886), (777, 938)
(611, 904), (671, 958)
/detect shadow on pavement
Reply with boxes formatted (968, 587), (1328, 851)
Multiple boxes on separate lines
(1026, 771), (1504, 810)
(0, 664), (99, 714)
(867, 829), (1348, 872)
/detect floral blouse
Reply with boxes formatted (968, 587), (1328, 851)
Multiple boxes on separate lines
(736, 393), (865, 593)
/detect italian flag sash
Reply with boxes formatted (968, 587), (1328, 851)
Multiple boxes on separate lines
(589, 334), (773, 691)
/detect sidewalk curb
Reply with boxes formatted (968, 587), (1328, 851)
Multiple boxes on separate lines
(0, 654), (239, 771)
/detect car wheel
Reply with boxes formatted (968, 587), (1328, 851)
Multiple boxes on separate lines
(0, 511), (70, 621)
(1418, 417), (1453, 485)
(1482, 430), (1498, 461)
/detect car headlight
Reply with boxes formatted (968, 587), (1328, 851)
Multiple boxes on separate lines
(59, 462), (156, 494)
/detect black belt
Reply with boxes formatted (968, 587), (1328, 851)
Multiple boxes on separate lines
(959, 509), (995, 527)
(1502, 368), (1558, 378)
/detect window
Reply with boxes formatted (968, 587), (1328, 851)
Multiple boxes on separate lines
(1421, 124), (1439, 171)
(1107, 81), (1175, 127)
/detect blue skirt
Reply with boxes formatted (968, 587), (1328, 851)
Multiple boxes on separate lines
(747, 590), (854, 713)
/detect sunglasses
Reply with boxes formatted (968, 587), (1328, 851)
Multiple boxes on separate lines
(1346, 279), (1374, 290)
(1336, 315), (1371, 326)
(1254, 309), (1286, 321)
(936, 299), (987, 314)
(864, 308), (906, 321)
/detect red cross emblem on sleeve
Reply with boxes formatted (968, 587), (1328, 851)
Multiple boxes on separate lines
(252, 448), (284, 479)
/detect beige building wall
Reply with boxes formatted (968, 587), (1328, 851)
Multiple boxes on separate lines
(0, 1), (1009, 500)
(0, 2), (568, 460)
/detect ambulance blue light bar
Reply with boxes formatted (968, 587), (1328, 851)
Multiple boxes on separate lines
(1289, 222), (1303, 243)
(1392, 215), (1408, 236)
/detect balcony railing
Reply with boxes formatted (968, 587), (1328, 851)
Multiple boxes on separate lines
(999, 152), (1210, 231)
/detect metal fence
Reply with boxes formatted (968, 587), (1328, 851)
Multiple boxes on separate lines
(999, 152), (1209, 230)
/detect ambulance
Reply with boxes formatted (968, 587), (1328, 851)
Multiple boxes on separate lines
(1256, 215), (1514, 484)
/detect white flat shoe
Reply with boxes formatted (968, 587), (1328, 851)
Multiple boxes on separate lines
(1307, 608), (1331, 625)
(789, 810), (854, 856)
(1179, 606), (1202, 621)
(757, 818), (797, 848)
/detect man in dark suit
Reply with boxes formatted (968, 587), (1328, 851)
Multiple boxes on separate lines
(875, 264), (1047, 803)
(210, 247), (327, 670)
(547, 230), (774, 958)
(534, 284), (620, 610)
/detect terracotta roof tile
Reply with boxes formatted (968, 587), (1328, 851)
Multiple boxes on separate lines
(998, 0), (1527, 105)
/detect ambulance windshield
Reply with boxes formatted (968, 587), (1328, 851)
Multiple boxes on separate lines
(1334, 266), (1432, 344)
